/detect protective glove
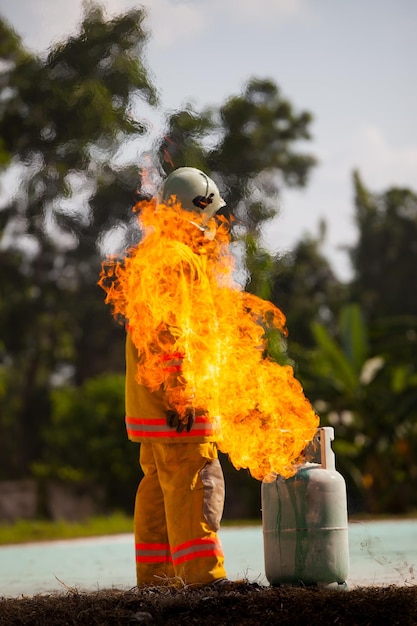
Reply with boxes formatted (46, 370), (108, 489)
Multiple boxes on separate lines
(166, 407), (195, 433)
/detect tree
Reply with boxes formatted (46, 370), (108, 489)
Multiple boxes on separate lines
(270, 227), (348, 351)
(303, 302), (417, 514)
(348, 173), (417, 511)
(157, 78), (317, 291)
(0, 4), (157, 477)
(210, 78), (316, 231)
(350, 171), (417, 320)
(33, 374), (139, 512)
(290, 174), (417, 514)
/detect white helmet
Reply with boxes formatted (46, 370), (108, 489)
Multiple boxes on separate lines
(158, 167), (226, 223)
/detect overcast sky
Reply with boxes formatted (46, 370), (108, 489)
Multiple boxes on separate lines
(1, 0), (416, 280)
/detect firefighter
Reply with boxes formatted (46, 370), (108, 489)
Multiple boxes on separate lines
(126, 167), (228, 587)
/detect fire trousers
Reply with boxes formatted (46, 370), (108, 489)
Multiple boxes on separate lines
(134, 441), (227, 587)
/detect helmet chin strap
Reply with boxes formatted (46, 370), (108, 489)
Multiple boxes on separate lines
(188, 219), (217, 241)
(203, 227), (216, 241)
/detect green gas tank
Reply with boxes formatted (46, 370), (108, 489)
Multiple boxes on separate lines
(261, 427), (349, 586)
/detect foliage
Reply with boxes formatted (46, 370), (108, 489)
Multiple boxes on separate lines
(0, 512), (133, 545)
(33, 374), (140, 511)
(264, 175), (417, 514)
(298, 300), (417, 514)
(343, 174), (417, 512)
(1, 3), (417, 519)
(350, 171), (417, 320)
(157, 77), (317, 291)
(0, 3), (155, 477)
(271, 231), (348, 349)
(209, 78), (316, 221)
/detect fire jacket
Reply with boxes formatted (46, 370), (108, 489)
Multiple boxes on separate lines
(125, 333), (217, 444)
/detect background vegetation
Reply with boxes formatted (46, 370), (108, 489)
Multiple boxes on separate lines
(1, 2), (416, 523)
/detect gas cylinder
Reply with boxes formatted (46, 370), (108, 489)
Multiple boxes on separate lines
(261, 426), (349, 586)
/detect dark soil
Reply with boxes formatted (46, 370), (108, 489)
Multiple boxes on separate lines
(1, 581), (417, 626)
(0, 582), (417, 626)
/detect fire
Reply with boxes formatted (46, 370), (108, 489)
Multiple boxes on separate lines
(99, 198), (319, 480)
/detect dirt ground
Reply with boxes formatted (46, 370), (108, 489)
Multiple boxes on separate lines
(1, 581), (417, 626)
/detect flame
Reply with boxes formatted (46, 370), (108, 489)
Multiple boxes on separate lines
(99, 198), (319, 480)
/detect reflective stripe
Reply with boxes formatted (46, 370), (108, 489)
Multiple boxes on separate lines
(160, 352), (185, 362)
(161, 365), (182, 373)
(135, 538), (223, 565)
(135, 542), (172, 564)
(171, 537), (224, 566)
(126, 415), (214, 439)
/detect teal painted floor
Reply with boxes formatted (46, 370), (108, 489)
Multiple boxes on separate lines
(1, 520), (416, 597)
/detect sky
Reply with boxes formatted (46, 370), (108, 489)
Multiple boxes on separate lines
(1, 0), (416, 280)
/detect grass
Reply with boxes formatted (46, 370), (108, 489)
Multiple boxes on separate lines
(0, 512), (134, 545)
(0, 515), (262, 546)
(2, 511), (417, 547)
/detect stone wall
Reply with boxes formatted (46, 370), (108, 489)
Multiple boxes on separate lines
(0, 480), (38, 522)
(0, 480), (104, 522)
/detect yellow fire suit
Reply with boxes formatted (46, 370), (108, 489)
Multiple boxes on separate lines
(125, 333), (227, 587)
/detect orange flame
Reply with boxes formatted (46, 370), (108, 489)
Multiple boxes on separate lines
(99, 199), (319, 480)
